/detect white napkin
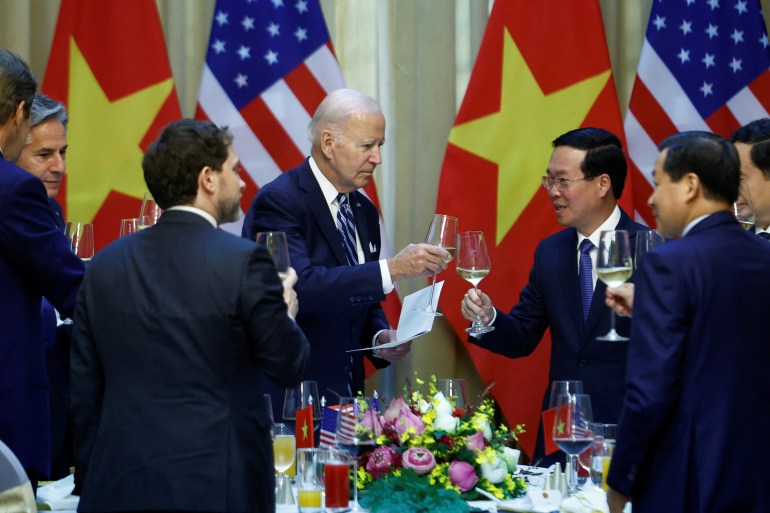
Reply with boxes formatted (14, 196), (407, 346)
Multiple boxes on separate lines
(36, 474), (79, 511)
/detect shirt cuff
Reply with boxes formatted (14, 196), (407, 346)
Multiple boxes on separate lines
(488, 308), (498, 326)
(379, 259), (394, 294)
(372, 329), (388, 359)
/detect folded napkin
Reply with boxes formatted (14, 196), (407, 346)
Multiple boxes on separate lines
(36, 474), (79, 511)
(560, 487), (608, 513)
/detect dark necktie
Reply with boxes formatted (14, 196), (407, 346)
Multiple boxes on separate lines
(758, 232), (770, 241)
(579, 239), (594, 322)
(336, 193), (358, 265)
(336, 193), (358, 396)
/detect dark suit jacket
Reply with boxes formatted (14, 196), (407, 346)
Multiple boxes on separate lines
(470, 208), (645, 462)
(0, 158), (84, 477)
(242, 159), (390, 407)
(71, 210), (310, 513)
(607, 211), (770, 512)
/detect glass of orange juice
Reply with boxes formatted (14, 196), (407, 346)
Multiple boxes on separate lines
(297, 448), (326, 512)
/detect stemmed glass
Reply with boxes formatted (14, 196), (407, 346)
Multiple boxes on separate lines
(282, 381), (321, 436)
(66, 222), (94, 261)
(138, 193), (162, 229)
(273, 423), (296, 504)
(734, 200), (754, 230)
(119, 218), (140, 237)
(456, 231), (494, 335)
(256, 231), (290, 280)
(415, 214), (458, 316)
(596, 230), (633, 342)
(335, 396), (378, 513)
(552, 393), (594, 496)
(634, 230), (665, 269)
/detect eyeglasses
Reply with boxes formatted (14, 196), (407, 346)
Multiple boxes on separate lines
(541, 175), (589, 191)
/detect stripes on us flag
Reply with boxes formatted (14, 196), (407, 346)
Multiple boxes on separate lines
(625, 0), (770, 226)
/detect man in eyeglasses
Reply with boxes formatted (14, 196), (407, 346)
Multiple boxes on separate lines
(460, 127), (646, 466)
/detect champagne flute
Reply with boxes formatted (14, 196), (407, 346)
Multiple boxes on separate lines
(634, 229), (665, 269)
(66, 222), (95, 262)
(119, 218), (140, 237)
(138, 193), (162, 229)
(552, 393), (594, 496)
(456, 231), (494, 335)
(733, 201), (754, 230)
(415, 214), (458, 316)
(273, 423), (296, 504)
(596, 230), (633, 342)
(335, 397), (378, 513)
(256, 231), (290, 280)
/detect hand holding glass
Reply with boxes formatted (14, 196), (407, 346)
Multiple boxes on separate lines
(415, 214), (458, 316)
(456, 231), (494, 335)
(596, 230), (632, 341)
(552, 393), (594, 496)
(256, 231), (290, 280)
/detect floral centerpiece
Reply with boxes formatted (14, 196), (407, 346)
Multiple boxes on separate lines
(356, 376), (526, 513)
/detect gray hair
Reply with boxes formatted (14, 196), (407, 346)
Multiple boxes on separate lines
(31, 94), (68, 129)
(307, 88), (382, 145)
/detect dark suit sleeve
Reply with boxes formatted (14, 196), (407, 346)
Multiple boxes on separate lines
(241, 246), (310, 387)
(470, 240), (549, 357)
(0, 173), (84, 318)
(249, 187), (386, 314)
(606, 251), (688, 496)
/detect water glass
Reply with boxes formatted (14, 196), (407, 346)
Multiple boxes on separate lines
(323, 452), (350, 512)
(590, 423), (616, 491)
(297, 448), (325, 512)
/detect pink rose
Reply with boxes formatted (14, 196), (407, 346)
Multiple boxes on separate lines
(361, 408), (384, 437)
(401, 447), (436, 476)
(383, 397), (425, 436)
(448, 461), (479, 492)
(365, 445), (399, 478)
(466, 432), (486, 452)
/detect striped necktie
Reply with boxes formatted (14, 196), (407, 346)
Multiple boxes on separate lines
(579, 238), (595, 322)
(336, 193), (358, 265)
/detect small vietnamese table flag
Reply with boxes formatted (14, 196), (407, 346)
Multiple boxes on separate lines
(295, 403), (315, 449)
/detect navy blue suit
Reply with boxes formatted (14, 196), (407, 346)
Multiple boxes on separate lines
(243, 159), (390, 409)
(470, 208), (645, 463)
(71, 210), (310, 512)
(0, 157), (84, 477)
(607, 211), (770, 512)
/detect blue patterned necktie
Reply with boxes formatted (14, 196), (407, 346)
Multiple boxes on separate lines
(579, 238), (595, 323)
(336, 193), (358, 266)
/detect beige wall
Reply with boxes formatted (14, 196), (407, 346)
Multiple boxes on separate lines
(1, 0), (768, 399)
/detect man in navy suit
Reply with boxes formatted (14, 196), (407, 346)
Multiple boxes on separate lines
(731, 118), (770, 240)
(243, 88), (449, 409)
(71, 119), (310, 512)
(461, 127), (645, 465)
(0, 50), (84, 488)
(16, 94), (74, 479)
(605, 132), (770, 513)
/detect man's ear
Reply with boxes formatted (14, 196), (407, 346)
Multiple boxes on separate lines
(596, 173), (612, 199)
(198, 166), (217, 194)
(14, 101), (26, 127)
(682, 172), (700, 203)
(319, 129), (335, 158)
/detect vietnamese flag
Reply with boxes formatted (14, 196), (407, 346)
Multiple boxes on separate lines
(295, 404), (315, 449)
(43, 0), (182, 251)
(435, 1), (633, 457)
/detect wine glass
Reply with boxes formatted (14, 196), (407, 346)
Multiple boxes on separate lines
(273, 423), (296, 504)
(552, 393), (594, 496)
(634, 229), (665, 269)
(734, 199), (754, 230)
(283, 381), (321, 437)
(66, 222), (94, 261)
(596, 230), (633, 342)
(456, 231), (494, 335)
(548, 380), (584, 409)
(256, 231), (290, 280)
(415, 214), (458, 316)
(119, 218), (140, 237)
(138, 193), (162, 229)
(335, 397), (378, 513)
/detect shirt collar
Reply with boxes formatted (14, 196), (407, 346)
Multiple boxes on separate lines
(576, 205), (622, 250)
(166, 205), (217, 228)
(681, 214), (710, 237)
(309, 156), (343, 207)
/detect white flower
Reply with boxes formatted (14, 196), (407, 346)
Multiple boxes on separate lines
(473, 415), (493, 440)
(432, 411), (460, 434)
(480, 454), (508, 484)
(432, 392), (454, 416)
(417, 398), (430, 414)
(498, 447), (520, 472)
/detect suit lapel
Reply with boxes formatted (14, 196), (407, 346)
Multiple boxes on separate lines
(349, 191), (373, 262)
(296, 164), (349, 266)
(559, 230), (586, 340)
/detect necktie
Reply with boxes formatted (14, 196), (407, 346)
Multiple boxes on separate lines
(336, 193), (358, 396)
(758, 232), (770, 241)
(336, 193), (358, 265)
(579, 239), (594, 323)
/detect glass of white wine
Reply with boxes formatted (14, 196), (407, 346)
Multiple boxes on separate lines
(273, 423), (296, 504)
(596, 230), (633, 342)
(256, 231), (290, 280)
(456, 231), (494, 336)
(415, 214), (458, 316)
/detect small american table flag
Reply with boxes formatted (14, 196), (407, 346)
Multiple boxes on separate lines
(319, 405), (338, 449)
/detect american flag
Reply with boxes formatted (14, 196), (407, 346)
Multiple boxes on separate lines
(319, 405), (339, 449)
(625, 0), (770, 225)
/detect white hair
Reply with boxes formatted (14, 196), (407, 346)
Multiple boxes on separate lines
(307, 88), (382, 146)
